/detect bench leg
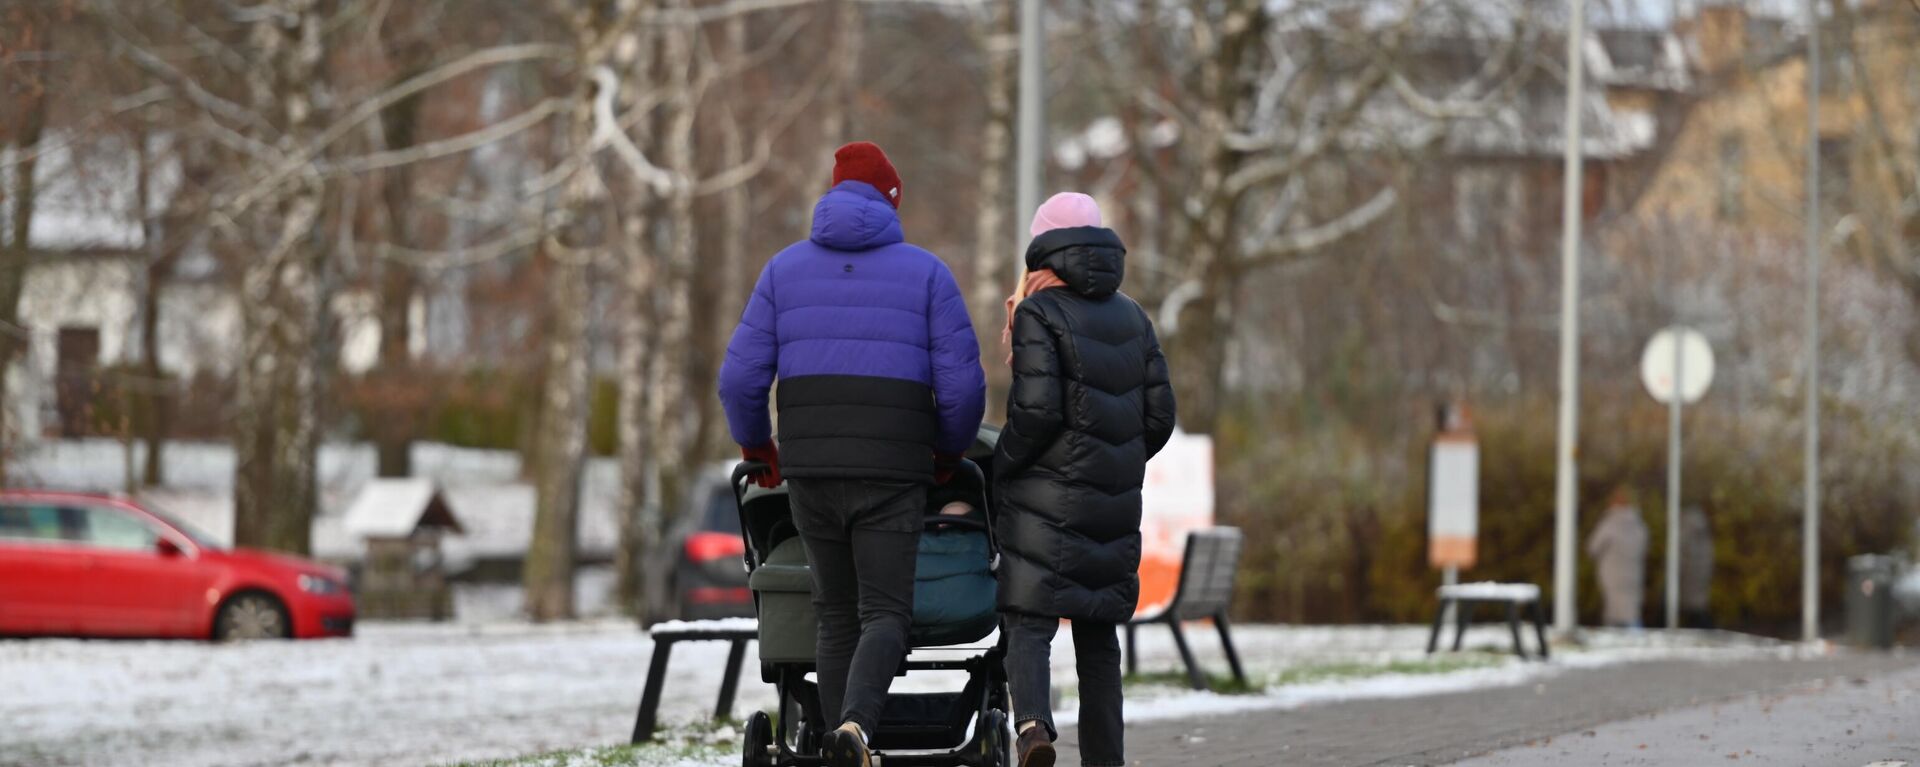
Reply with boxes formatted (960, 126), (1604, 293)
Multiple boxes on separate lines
(1532, 600), (1552, 660)
(1215, 613), (1248, 686)
(1506, 602), (1527, 660)
(1427, 599), (1448, 654)
(1125, 623), (1138, 676)
(631, 639), (675, 744)
(1451, 600), (1471, 652)
(1168, 619), (1206, 690)
(715, 638), (748, 720)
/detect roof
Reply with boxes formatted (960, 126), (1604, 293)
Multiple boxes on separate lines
(0, 132), (182, 252)
(341, 478), (465, 539)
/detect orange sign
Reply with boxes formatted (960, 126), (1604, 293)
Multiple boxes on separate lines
(1136, 431), (1214, 616)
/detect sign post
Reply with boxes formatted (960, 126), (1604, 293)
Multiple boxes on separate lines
(1430, 403), (1479, 626)
(1640, 327), (1714, 629)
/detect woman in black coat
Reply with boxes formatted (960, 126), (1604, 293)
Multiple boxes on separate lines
(994, 193), (1175, 767)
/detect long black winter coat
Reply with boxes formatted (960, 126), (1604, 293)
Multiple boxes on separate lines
(993, 226), (1176, 623)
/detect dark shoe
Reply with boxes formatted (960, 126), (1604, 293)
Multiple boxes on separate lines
(822, 727), (871, 767)
(1016, 727), (1056, 767)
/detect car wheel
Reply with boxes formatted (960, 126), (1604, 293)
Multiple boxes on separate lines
(216, 592), (291, 641)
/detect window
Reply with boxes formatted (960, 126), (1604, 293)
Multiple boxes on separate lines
(76, 507), (160, 551)
(0, 505), (80, 542)
(1717, 134), (1745, 221)
(703, 488), (742, 534)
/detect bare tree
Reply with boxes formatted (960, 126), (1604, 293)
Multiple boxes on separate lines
(0, 3), (61, 486)
(970, 0), (1015, 411)
(1078, 0), (1526, 432)
(523, 0), (645, 623)
(226, 0), (335, 554)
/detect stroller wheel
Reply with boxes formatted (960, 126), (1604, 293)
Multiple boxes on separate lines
(978, 710), (1012, 767)
(742, 711), (775, 767)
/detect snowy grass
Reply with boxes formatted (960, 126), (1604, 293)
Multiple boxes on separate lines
(1120, 650), (1510, 696)
(446, 720), (742, 767)
(1, 621), (1779, 767)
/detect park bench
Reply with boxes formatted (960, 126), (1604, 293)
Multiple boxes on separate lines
(1426, 582), (1550, 661)
(630, 618), (757, 744)
(1125, 527), (1248, 691)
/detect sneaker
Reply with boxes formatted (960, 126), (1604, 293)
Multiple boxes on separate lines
(1016, 726), (1055, 767)
(822, 726), (871, 767)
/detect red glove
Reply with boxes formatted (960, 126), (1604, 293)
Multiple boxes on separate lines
(933, 453), (963, 486)
(741, 443), (782, 488)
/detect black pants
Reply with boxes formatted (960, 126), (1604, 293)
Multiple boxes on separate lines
(787, 478), (925, 734)
(1006, 613), (1124, 767)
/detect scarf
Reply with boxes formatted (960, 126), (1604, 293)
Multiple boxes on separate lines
(1000, 268), (1068, 365)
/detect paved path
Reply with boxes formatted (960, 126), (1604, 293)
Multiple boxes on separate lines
(1458, 662), (1920, 767)
(1057, 652), (1920, 766)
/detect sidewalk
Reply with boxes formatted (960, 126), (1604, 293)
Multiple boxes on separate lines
(1062, 652), (1920, 766)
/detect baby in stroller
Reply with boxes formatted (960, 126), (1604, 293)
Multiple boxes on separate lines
(735, 460), (1015, 767)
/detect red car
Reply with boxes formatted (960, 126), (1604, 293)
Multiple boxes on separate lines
(0, 491), (355, 640)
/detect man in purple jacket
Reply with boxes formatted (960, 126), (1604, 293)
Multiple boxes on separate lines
(718, 141), (986, 767)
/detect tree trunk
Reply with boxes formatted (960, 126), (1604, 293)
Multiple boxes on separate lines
(374, 83), (425, 478)
(231, 0), (328, 555)
(971, 0), (1016, 419)
(0, 101), (47, 489)
(0, 11), (50, 485)
(636, 4), (700, 621)
(524, 17), (607, 619)
(135, 126), (171, 487)
(524, 238), (591, 621)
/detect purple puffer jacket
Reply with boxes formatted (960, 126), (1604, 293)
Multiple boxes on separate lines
(717, 181), (986, 482)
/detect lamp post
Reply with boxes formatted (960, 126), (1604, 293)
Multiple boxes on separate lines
(1801, 0), (1823, 644)
(1551, 0), (1589, 632)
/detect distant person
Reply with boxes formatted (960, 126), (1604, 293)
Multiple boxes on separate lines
(995, 192), (1176, 767)
(717, 141), (986, 767)
(1587, 488), (1649, 629)
(1680, 505), (1714, 628)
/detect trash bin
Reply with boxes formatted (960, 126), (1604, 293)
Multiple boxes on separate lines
(1846, 554), (1900, 649)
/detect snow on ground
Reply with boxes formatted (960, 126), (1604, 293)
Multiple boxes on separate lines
(0, 621), (1779, 767)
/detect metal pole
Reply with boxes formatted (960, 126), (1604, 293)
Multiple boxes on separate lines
(1551, 0), (1588, 632)
(1014, 0), (1044, 245)
(1802, 0), (1823, 644)
(1667, 328), (1682, 630)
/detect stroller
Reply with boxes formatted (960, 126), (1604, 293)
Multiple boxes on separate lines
(731, 459), (1014, 767)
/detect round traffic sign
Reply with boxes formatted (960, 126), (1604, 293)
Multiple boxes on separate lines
(1640, 327), (1714, 405)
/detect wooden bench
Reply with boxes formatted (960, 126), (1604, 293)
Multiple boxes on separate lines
(1125, 528), (1248, 691)
(630, 618), (757, 744)
(1426, 582), (1550, 661)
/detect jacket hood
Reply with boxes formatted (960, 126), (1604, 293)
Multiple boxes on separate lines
(810, 181), (905, 252)
(1024, 226), (1125, 299)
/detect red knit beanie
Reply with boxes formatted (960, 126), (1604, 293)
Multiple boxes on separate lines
(831, 141), (903, 209)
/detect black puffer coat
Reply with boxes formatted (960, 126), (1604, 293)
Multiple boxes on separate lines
(994, 226), (1176, 623)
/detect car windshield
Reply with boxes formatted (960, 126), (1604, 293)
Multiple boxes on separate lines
(140, 502), (225, 550)
(702, 487), (742, 534)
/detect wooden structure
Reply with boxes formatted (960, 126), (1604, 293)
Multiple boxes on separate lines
(630, 619), (757, 744)
(1125, 527), (1248, 691)
(342, 479), (464, 620)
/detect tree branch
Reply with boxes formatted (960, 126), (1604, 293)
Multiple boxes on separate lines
(1241, 186), (1398, 267)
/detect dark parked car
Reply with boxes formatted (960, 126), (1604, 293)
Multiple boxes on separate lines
(661, 426), (1003, 623)
(664, 464), (754, 621)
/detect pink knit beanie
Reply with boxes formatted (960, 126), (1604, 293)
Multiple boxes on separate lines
(1028, 192), (1103, 238)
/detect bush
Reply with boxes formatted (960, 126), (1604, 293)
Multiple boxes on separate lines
(1222, 394), (1919, 636)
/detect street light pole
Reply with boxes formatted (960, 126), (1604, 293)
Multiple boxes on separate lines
(1014, 0), (1044, 244)
(1802, 0), (1823, 644)
(1551, 0), (1588, 633)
